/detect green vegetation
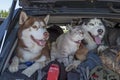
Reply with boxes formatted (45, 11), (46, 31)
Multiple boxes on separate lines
(0, 10), (9, 18)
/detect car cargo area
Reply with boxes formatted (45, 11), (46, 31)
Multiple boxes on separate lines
(0, 0), (120, 80)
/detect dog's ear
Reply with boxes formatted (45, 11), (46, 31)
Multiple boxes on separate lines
(44, 15), (50, 25)
(19, 11), (28, 25)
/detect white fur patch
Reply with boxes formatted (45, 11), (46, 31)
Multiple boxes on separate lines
(21, 21), (47, 47)
(19, 21), (48, 62)
(8, 56), (19, 72)
(82, 18), (105, 50)
(83, 18), (105, 38)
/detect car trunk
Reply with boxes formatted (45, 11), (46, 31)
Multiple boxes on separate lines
(0, 0), (120, 80)
(19, 0), (120, 24)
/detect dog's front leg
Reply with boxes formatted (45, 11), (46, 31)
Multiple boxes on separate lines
(9, 56), (20, 72)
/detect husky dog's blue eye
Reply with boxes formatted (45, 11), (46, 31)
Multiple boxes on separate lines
(89, 23), (94, 26)
(99, 23), (103, 26)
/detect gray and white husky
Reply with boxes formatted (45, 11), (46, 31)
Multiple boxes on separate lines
(81, 18), (105, 51)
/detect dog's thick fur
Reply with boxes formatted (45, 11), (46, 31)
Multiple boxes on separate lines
(81, 18), (105, 51)
(51, 25), (84, 67)
(99, 46), (120, 74)
(8, 11), (50, 77)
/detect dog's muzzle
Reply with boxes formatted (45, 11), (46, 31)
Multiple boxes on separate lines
(31, 35), (48, 46)
(88, 32), (102, 45)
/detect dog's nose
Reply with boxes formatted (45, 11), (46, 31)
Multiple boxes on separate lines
(98, 29), (103, 34)
(44, 32), (49, 39)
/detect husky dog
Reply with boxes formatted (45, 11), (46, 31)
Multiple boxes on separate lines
(81, 18), (105, 51)
(51, 25), (84, 67)
(8, 11), (49, 77)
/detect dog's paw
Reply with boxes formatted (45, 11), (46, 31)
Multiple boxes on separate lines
(8, 64), (19, 73)
(65, 60), (81, 72)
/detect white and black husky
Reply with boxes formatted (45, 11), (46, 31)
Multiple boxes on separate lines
(81, 18), (105, 51)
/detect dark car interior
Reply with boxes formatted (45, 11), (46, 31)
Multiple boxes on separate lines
(0, 0), (120, 80)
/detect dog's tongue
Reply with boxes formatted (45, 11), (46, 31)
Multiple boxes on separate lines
(94, 36), (101, 44)
(36, 40), (46, 46)
(31, 35), (46, 46)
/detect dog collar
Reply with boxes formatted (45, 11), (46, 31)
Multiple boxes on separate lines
(24, 61), (35, 66)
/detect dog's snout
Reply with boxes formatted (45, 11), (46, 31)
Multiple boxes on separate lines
(44, 32), (49, 39)
(80, 31), (84, 34)
(98, 29), (103, 34)
(80, 31), (84, 37)
(81, 32), (84, 35)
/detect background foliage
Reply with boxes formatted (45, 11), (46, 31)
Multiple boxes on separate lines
(0, 10), (9, 18)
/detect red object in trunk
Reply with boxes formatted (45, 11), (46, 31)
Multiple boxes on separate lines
(47, 64), (60, 80)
